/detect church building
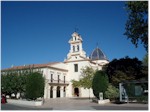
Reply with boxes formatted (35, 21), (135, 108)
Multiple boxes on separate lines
(1, 32), (109, 99)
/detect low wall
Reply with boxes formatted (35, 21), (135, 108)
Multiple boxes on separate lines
(92, 98), (110, 104)
(7, 99), (43, 106)
(98, 99), (110, 104)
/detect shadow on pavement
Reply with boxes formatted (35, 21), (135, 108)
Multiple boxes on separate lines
(91, 105), (148, 110)
(1, 104), (53, 110)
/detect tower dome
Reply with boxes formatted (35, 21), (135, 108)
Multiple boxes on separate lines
(90, 47), (107, 60)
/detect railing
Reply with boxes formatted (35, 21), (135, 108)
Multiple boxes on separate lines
(47, 79), (69, 84)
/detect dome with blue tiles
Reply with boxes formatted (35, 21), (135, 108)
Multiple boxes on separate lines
(90, 47), (107, 60)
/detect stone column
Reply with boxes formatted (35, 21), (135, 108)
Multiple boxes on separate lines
(63, 87), (66, 97)
(80, 43), (82, 51)
(44, 83), (48, 99)
(60, 86), (64, 98)
(70, 45), (73, 53)
(47, 86), (50, 99)
(79, 88), (81, 97)
(53, 86), (57, 98)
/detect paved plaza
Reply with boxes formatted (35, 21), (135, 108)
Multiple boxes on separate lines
(1, 98), (148, 110)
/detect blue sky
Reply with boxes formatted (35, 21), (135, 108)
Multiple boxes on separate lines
(1, 1), (147, 69)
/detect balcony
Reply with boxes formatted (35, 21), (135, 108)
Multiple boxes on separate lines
(47, 79), (69, 86)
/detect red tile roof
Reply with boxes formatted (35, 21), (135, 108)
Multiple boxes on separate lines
(1, 62), (59, 71)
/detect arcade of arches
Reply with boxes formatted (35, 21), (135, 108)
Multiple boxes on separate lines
(49, 86), (66, 98)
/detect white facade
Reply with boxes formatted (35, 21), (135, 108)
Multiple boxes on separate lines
(2, 32), (109, 99)
(42, 32), (109, 99)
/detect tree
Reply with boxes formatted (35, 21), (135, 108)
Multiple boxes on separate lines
(1, 72), (28, 99)
(111, 70), (134, 86)
(18, 74), (28, 98)
(71, 80), (81, 88)
(92, 71), (109, 99)
(72, 66), (95, 89)
(10, 73), (20, 98)
(141, 54), (148, 80)
(142, 53), (148, 66)
(105, 84), (119, 100)
(1, 73), (18, 97)
(1, 74), (9, 95)
(124, 1), (148, 51)
(25, 72), (45, 100)
(105, 57), (144, 86)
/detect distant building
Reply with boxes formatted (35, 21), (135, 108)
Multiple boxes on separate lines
(1, 32), (109, 99)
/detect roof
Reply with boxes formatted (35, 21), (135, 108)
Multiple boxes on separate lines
(90, 47), (107, 60)
(69, 32), (83, 42)
(1, 62), (67, 72)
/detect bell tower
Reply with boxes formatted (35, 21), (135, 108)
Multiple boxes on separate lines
(66, 32), (86, 60)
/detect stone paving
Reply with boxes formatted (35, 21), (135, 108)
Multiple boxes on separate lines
(1, 98), (148, 110)
(40, 98), (98, 110)
(39, 98), (148, 110)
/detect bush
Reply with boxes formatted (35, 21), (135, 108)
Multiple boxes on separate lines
(136, 95), (148, 103)
(92, 71), (109, 99)
(105, 84), (119, 100)
(2, 72), (29, 99)
(25, 72), (45, 100)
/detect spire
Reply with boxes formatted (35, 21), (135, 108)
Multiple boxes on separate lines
(96, 42), (99, 48)
(74, 28), (79, 33)
(74, 26), (79, 33)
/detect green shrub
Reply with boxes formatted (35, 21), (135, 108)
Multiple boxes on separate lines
(105, 84), (119, 100)
(25, 72), (45, 100)
(136, 95), (148, 102)
(92, 71), (109, 99)
(1, 73), (27, 99)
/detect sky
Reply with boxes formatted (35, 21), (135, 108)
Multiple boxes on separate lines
(1, 1), (147, 69)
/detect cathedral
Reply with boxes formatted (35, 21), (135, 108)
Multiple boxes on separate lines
(1, 32), (109, 99)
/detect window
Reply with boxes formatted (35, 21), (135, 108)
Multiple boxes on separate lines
(58, 75), (60, 83)
(51, 74), (53, 82)
(64, 76), (65, 83)
(74, 64), (78, 72)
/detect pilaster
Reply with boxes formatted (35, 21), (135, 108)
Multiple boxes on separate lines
(48, 86), (50, 99)
(60, 86), (64, 98)
(53, 86), (57, 98)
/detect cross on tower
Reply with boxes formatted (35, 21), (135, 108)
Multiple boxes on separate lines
(74, 27), (79, 32)
(96, 42), (99, 48)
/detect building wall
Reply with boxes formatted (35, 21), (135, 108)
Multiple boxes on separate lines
(80, 88), (94, 98)
(42, 67), (68, 99)
(1, 32), (109, 99)
(66, 59), (95, 98)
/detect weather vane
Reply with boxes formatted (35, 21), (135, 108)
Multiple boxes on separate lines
(74, 27), (79, 32)
(96, 42), (99, 48)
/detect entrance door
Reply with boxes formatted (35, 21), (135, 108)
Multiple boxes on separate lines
(57, 86), (60, 97)
(50, 86), (53, 98)
(64, 87), (66, 97)
(74, 88), (79, 97)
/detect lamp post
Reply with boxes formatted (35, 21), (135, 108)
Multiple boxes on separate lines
(89, 89), (90, 99)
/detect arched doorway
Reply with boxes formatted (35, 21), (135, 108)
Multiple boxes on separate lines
(64, 87), (66, 97)
(50, 86), (53, 98)
(57, 86), (60, 97)
(74, 88), (79, 97)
